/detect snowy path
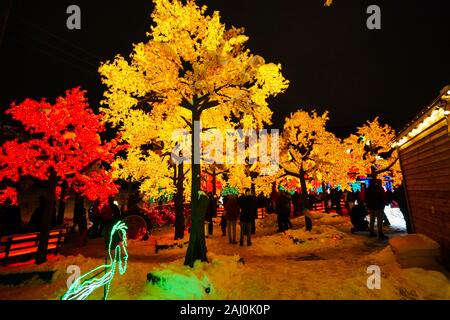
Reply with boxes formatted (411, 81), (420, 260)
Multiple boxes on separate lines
(0, 212), (448, 300)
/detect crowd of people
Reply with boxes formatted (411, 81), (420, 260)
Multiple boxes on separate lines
(349, 179), (411, 239)
(210, 186), (312, 246)
(209, 180), (411, 245)
(206, 189), (258, 246)
(0, 179), (411, 248)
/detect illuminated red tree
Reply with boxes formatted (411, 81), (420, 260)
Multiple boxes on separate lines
(0, 87), (121, 264)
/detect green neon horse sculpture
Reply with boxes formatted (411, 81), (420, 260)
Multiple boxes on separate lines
(62, 221), (128, 300)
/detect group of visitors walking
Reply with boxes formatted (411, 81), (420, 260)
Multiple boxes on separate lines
(214, 188), (258, 246)
(349, 179), (411, 240)
(275, 190), (293, 232)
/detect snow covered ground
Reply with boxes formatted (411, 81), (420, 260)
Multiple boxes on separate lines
(0, 212), (448, 300)
(384, 205), (407, 232)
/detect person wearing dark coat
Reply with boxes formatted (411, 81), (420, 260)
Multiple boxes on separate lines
(332, 189), (343, 215)
(224, 195), (239, 244)
(205, 193), (217, 236)
(276, 190), (291, 232)
(257, 193), (266, 209)
(238, 189), (257, 246)
(73, 196), (88, 247)
(269, 185), (279, 214)
(220, 196), (228, 237)
(366, 179), (388, 239)
(346, 191), (357, 210)
(89, 199), (102, 238)
(249, 192), (258, 235)
(349, 203), (369, 233)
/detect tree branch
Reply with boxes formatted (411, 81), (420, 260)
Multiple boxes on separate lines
(280, 166), (302, 179)
(198, 99), (219, 114)
(180, 116), (193, 129)
(373, 157), (399, 176)
(180, 94), (193, 111)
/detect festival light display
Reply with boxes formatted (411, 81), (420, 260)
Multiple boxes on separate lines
(98, 0), (289, 266)
(221, 186), (239, 197)
(280, 110), (350, 202)
(100, 0), (289, 201)
(344, 117), (402, 182)
(0, 88), (122, 205)
(61, 221), (129, 300)
(393, 107), (449, 148)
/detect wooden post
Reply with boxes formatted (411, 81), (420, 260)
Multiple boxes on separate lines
(3, 236), (12, 266)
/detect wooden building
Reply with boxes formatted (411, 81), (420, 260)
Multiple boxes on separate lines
(394, 85), (450, 267)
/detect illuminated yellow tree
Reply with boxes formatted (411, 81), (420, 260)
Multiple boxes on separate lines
(280, 110), (342, 211)
(219, 130), (282, 197)
(108, 100), (192, 240)
(112, 143), (193, 241)
(311, 131), (353, 189)
(99, 0), (289, 267)
(344, 117), (402, 181)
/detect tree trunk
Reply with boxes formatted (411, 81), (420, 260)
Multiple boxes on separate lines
(369, 164), (378, 179)
(299, 167), (313, 231)
(211, 166), (217, 197)
(322, 181), (329, 213)
(184, 109), (208, 267)
(35, 169), (57, 265)
(56, 180), (67, 225)
(299, 167), (309, 209)
(250, 170), (258, 195)
(174, 162), (185, 240)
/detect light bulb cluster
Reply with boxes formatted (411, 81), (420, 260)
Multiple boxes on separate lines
(393, 107), (448, 148)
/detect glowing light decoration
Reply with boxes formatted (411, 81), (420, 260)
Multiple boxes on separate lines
(61, 221), (128, 300)
(99, 0), (289, 204)
(0, 88), (123, 205)
(280, 110), (352, 196)
(393, 108), (448, 148)
(98, 0), (289, 265)
(344, 117), (402, 183)
(220, 186), (239, 197)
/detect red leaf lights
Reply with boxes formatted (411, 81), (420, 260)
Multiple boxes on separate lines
(0, 88), (122, 204)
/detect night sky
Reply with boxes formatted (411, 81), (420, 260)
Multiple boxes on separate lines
(1, 0), (449, 137)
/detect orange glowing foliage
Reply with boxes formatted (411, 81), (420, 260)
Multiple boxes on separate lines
(0, 88), (123, 204)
